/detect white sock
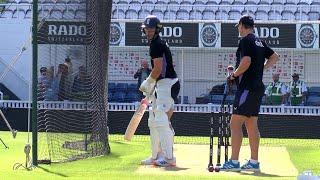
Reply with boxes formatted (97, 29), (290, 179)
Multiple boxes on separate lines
(231, 160), (239, 164)
(250, 159), (258, 164)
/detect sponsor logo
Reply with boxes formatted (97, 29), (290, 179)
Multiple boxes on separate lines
(39, 21), (88, 45)
(125, 22), (197, 47)
(109, 22), (123, 46)
(48, 24), (86, 36)
(254, 27), (280, 38)
(200, 24), (219, 47)
(160, 26), (183, 38)
(141, 26), (184, 44)
(298, 24), (317, 48)
(238, 27), (280, 45)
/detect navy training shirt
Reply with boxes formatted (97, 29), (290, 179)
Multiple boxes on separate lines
(235, 33), (274, 91)
(149, 36), (177, 81)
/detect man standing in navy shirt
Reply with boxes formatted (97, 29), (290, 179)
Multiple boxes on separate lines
(221, 15), (279, 172)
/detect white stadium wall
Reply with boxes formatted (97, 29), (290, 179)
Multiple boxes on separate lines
(0, 19), (31, 100)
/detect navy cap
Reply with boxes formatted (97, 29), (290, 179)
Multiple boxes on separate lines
(235, 15), (254, 27)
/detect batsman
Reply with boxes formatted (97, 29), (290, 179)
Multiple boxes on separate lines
(139, 15), (180, 167)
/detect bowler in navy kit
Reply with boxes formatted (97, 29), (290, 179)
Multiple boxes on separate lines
(220, 15), (279, 171)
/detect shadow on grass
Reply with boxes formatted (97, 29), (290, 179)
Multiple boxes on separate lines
(37, 165), (68, 177)
(140, 165), (190, 172)
(238, 171), (295, 178)
(111, 141), (128, 145)
(164, 166), (190, 171)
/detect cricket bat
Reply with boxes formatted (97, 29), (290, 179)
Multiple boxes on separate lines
(124, 98), (150, 141)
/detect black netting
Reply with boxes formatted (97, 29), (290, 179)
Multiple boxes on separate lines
(36, 0), (112, 163)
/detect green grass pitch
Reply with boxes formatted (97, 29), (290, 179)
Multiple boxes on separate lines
(0, 132), (319, 180)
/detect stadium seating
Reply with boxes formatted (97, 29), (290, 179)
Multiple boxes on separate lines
(74, 9), (85, 19)
(177, 9), (190, 20)
(210, 94), (224, 104)
(308, 96), (320, 106)
(225, 95), (234, 105)
(215, 9), (229, 20)
(104, 0), (319, 21)
(0, 9), (14, 18)
(113, 91), (126, 102)
(108, 82), (116, 93)
(163, 9), (176, 20)
(308, 87), (320, 96)
(108, 91), (114, 102)
(25, 9), (31, 18)
(127, 83), (137, 92)
(308, 10), (319, 19)
(1, 0), (319, 20)
(62, 9), (75, 19)
(193, 1), (205, 11)
(116, 83), (128, 92)
(189, 9), (202, 20)
(152, 9), (164, 19)
(50, 9), (63, 19)
(125, 92), (139, 102)
(126, 9), (138, 19)
(176, 95), (189, 104)
(107, 83), (140, 102)
(228, 10), (241, 20)
(138, 9), (150, 19)
(113, 9), (126, 19)
(282, 10), (296, 20)
(202, 9), (215, 20)
(154, 1), (166, 13)
(268, 10), (282, 20)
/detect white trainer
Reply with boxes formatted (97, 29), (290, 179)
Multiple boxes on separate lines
(141, 157), (156, 165)
(154, 157), (176, 167)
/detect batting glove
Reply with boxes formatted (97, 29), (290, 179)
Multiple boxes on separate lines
(139, 76), (156, 95)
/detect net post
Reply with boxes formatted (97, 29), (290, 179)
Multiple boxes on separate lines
(102, 0), (113, 154)
(32, 0), (39, 166)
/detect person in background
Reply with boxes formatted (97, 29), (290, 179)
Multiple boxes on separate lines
(72, 66), (90, 101)
(44, 66), (56, 100)
(225, 65), (237, 96)
(134, 60), (151, 100)
(64, 56), (73, 75)
(264, 74), (287, 105)
(38, 67), (48, 100)
(54, 63), (70, 101)
(287, 73), (308, 106)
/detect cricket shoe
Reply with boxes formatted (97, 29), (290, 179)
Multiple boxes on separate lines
(141, 157), (156, 165)
(241, 160), (260, 172)
(154, 157), (176, 167)
(220, 159), (241, 172)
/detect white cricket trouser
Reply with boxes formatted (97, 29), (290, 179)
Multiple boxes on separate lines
(148, 78), (178, 160)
